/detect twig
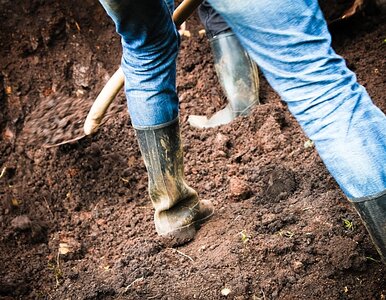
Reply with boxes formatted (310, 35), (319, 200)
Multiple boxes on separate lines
(0, 167), (6, 179)
(75, 21), (81, 32)
(55, 251), (62, 286)
(124, 277), (144, 292)
(365, 256), (381, 263)
(174, 249), (194, 262)
(261, 289), (266, 300)
(43, 197), (55, 219)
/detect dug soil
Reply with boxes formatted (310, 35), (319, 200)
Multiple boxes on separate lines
(0, 1), (385, 299)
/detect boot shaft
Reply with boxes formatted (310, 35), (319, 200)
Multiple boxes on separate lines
(135, 119), (196, 212)
(135, 119), (214, 240)
(210, 31), (260, 115)
(351, 190), (386, 263)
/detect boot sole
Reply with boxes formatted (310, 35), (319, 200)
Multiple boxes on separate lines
(160, 209), (214, 247)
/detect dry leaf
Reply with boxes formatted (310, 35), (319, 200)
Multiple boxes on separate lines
(59, 243), (71, 255)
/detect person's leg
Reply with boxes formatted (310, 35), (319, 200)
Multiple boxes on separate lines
(208, 0), (386, 260)
(99, 0), (213, 244)
(198, 1), (230, 38)
(189, 1), (259, 128)
(99, 0), (178, 127)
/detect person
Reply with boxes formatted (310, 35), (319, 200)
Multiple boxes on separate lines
(98, 0), (386, 262)
(188, 1), (260, 128)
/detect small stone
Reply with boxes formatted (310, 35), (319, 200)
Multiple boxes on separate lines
(214, 133), (229, 150)
(3, 127), (15, 141)
(293, 260), (304, 272)
(229, 177), (252, 200)
(221, 288), (231, 296)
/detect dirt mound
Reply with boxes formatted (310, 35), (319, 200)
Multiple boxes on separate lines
(0, 0), (385, 299)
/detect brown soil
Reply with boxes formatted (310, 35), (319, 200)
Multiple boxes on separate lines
(0, 1), (385, 299)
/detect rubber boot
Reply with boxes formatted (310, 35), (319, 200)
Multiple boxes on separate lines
(350, 190), (386, 263)
(188, 31), (260, 128)
(135, 119), (214, 245)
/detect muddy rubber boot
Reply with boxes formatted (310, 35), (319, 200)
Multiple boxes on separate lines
(350, 190), (386, 263)
(188, 31), (260, 128)
(135, 119), (214, 245)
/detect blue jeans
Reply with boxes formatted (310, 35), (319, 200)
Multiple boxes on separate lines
(99, 0), (179, 128)
(99, 0), (386, 199)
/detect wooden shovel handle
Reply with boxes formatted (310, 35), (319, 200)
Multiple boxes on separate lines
(173, 0), (204, 27)
(84, 0), (204, 135)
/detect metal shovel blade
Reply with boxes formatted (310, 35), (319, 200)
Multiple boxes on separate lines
(188, 105), (234, 129)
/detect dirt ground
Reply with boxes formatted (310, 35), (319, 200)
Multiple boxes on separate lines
(0, 1), (385, 299)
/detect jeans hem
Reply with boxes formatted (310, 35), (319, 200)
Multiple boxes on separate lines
(133, 117), (179, 130)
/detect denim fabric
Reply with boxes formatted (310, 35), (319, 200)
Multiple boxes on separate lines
(207, 0), (386, 199)
(99, 0), (386, 199)
(198, 1), (231, 38)
(99, 0), (179, 128)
